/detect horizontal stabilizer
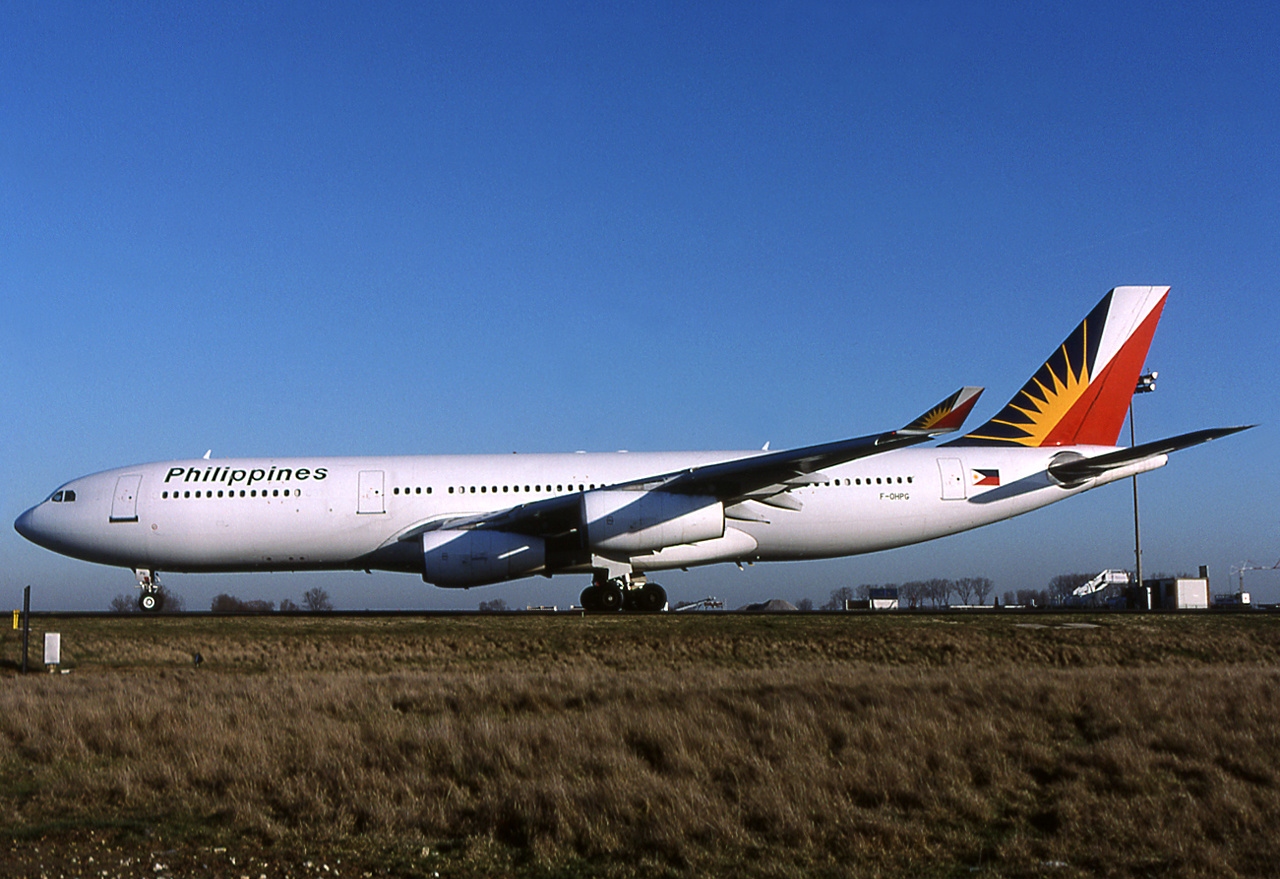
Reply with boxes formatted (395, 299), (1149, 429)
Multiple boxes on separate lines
(1047, 425), (1253, 484)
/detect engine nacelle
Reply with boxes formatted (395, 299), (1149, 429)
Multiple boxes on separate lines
(421, 530), (546, 587)
(582, 490), (724, 555)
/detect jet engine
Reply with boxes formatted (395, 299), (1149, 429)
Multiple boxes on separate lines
(582, 490), (724, 555)
(422, 530), (546, 587)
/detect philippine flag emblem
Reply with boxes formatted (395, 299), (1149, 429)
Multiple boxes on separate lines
(972, 469), (1000, 487)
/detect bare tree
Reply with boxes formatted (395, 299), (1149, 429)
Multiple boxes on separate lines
(953, 577), (976, 605)
(279, 598), (300, 612)
(1049, 573), (1092, 605)
(109, 594), (136, 613)
(795, 597), (814, 611)
(925, 578), (953, 608)
(302, 587), (333, 612)
(972, 577), (994, 606)
(1015, 588), (1051, 608)
(1003, 590), (1017, 606)
(901, 580), (926, 609)
(822, 586), (855, 610)
(211, 594), (274, 613)
(211, 593), (241, 612)
(478, 598), (510, 612)
(159, 586), (186, 613)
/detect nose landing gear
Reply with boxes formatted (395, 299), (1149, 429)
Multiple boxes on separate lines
(133, 568), (166, 613)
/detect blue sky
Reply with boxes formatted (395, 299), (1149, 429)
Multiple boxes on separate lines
(3, 2), (1278, 611)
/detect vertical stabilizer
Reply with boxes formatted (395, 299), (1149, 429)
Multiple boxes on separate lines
(951, 286), (1168, 447)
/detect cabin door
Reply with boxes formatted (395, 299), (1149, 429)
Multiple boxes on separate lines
(357, 470), (385, 514)
(937, 458), (966, 500)
(110, 474), (142, 522)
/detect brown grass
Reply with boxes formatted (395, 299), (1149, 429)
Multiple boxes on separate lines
(2, 613), (1280, 877)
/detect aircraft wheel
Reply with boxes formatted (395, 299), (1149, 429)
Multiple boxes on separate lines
(579, 585), (600, 612)
(596, 582), (624, 613)
(638, 583), (668, 613)
(139, 592), (163, 613)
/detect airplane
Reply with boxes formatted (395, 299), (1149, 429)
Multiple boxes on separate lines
(15, 286), (1249, 613)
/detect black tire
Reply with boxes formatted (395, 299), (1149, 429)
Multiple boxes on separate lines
(139, 592), (163, 612)
(597, 582), (624, 612)
(579, 585), (600, 612)
(639, 583), (668, 613)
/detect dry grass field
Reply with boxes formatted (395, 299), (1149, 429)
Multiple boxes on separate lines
(3, 611), (1280, 878)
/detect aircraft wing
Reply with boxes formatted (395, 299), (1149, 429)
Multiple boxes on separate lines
(1047, 425), (1253, 484)
(415, 387), (983, 539)
(616, 386), (984, 497)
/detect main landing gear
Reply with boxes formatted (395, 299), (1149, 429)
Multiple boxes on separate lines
(580, 573), (668, 613)
(134, 568), (165, 613)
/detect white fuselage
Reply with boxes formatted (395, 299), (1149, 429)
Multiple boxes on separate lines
(15, 445), (1166, 584)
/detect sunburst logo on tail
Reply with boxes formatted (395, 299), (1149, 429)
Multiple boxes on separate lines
(962, 298), (1103, 446)
(975, 340), (1093, 446)
(950, 288), (1167, 448)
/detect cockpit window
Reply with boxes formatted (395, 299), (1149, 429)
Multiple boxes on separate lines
(51, 491), (63, 502)
(64, 490), (76, 502)
(49, 489), (76, 503)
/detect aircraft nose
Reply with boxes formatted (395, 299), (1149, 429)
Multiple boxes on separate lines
(14, 506), (43, 544)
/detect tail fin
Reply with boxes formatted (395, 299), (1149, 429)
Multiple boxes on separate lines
(951, 286), (1169, 447)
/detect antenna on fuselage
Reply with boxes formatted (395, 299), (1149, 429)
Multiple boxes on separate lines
(203, 450), (212, 460)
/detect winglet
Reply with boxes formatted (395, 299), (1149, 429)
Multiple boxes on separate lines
(898, 386), (984, 436)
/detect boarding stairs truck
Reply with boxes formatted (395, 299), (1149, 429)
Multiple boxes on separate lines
(1072, 570), (1132, 600)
